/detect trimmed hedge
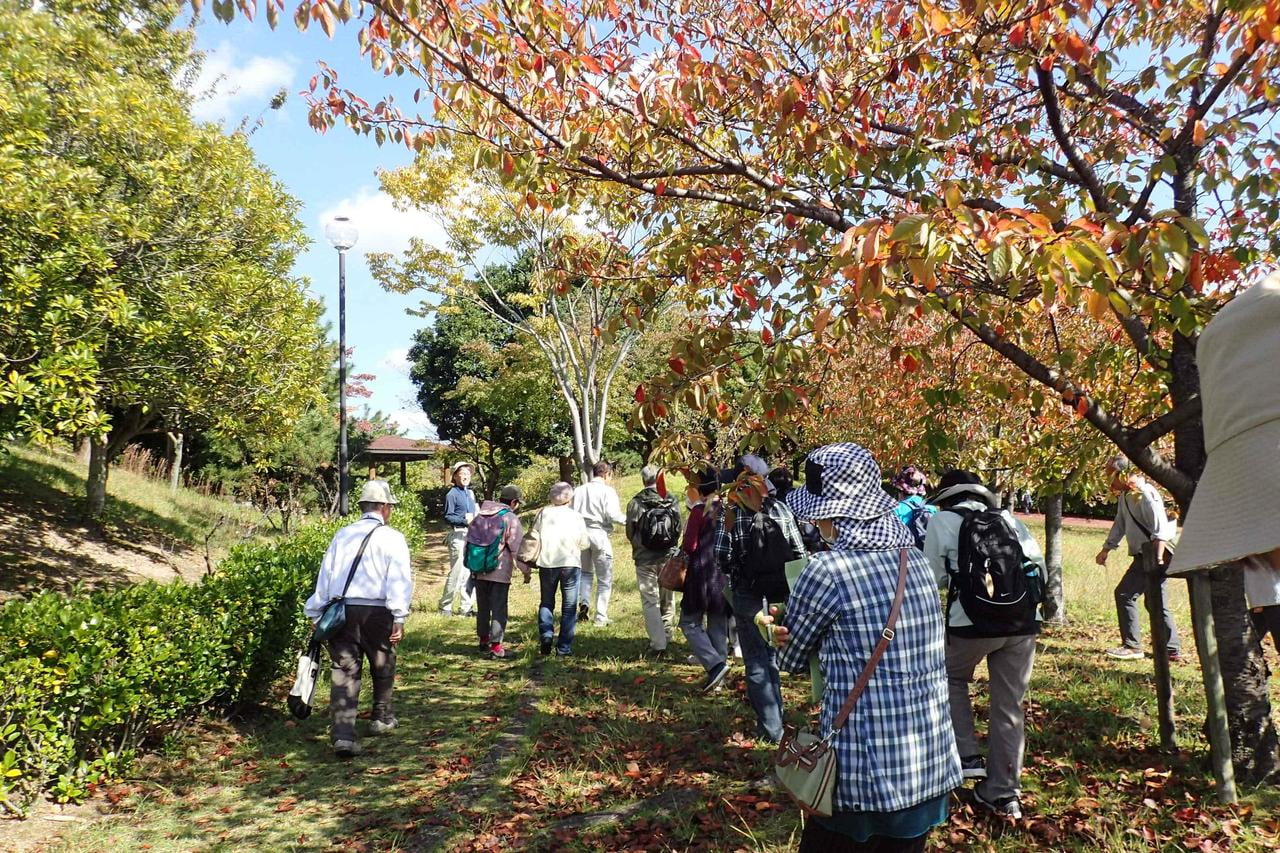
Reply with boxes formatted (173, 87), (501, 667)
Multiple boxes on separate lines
(0, 503), (425, 814)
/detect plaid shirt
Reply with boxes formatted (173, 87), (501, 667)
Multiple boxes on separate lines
(778, 547), (962, 813)
(713, 498), (806, 586)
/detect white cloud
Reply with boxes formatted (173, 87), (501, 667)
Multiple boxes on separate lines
(316, 186), (450, 258)
(389, 408), (436, 439)
(378, 347), (411, 376)
(190, 41), (296, 124)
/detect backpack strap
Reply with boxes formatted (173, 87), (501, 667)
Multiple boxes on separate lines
(338, 521), (385, 599)
(830, 548), (911, 733)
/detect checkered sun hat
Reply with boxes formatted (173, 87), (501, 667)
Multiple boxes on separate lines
(785, 443), (899, 522)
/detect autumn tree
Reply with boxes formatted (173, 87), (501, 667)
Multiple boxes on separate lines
(210, 0), (1280, 780)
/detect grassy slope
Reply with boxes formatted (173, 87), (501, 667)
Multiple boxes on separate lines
(29, 473), (1280, 852)
(0, 444), (266, 598)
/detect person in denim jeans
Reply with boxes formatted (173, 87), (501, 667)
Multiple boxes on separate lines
(533, 482), (590, 655)
(714, 467), (806, 743)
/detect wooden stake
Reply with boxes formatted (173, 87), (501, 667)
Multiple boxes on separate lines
(1143, 543), (1176, 750)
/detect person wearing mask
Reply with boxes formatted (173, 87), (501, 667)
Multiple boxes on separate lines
(467, 484), (528, 659)
(1095, 456), (1182, 662)
(572, 461), (627, 626)
(774, 444), (961, 852)
(626, 466), (681, 657)
(923, 470), (1046, 819)
(532, 481), (591, 656)
(305, 480), (414, 758)
(1169, 274), (1280, 653)
(439, 462), (478, 617)
(680, 469), (733, 692)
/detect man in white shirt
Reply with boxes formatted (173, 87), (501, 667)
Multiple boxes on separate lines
(1094, 456), (1182, 662)
(572, 461), (627, 626)
(305, 480), (414, 758)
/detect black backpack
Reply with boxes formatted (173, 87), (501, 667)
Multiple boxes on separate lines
(638, 497), (680, 551)
(736, 497), (803, 602)
(944, 507), (1044, 636)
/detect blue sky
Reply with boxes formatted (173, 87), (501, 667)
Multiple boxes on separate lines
(188, 13), (443, 437)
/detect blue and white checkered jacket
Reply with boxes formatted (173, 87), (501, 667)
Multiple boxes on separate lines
(778, 546), (962, 813)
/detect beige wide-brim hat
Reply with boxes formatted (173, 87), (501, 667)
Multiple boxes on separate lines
(1169, 274), (1280, 574)
(358, 479), (400, 505)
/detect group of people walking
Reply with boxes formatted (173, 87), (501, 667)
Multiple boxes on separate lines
(299, 274), (1280, 851)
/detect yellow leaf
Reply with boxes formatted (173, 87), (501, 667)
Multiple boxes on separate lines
(1085, 289), (1108, 320)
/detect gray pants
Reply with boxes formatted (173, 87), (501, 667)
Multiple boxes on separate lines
(635, 556), (675, 651)
(328, 604), (396, 743)
(1115, 557), (1181, 653)
(946, 633), (1036, 801)
(474, 578), (510, 645)
(679, 601), (728, 672)
(439, 528), (475, 614)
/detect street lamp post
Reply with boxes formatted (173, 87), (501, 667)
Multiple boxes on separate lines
(325, 216), (358, 516)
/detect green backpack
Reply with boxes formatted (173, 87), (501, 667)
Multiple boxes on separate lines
(463, 508), (510, 574)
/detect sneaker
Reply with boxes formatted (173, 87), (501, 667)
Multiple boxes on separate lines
(333, 739), (363, 758)
(592, 618), (610, 628)
(1105, 646), (1144, 661)
(489, 643), (509, 659)
(578, 603), (590, 622)
(974, 785), (1022, 819)
(555, 648), (573, 657)
(460, 610), (476, 618)
(478, 636), (490, 651)
(647, 648), (668, 660)
(960, 755), (987, 780)
(438, 608), (452, 617)
(540, 639), (553, 656)
(369, 717), (398, 735)
(686, 654), (699, 665)
(1168, 650), (1185, 663)
(702, 661), (729, 693)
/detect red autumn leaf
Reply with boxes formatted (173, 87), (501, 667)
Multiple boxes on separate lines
(668, 356), (686, 374)
(902, 353), (920, 373)
(760, 327), (774, 345)
(1010, 22), (1027, 47)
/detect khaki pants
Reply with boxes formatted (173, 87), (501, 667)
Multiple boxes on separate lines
(327, 604), (396, 743)
(635, 555), (675, 651)
(946, 633), (1036, 801)
(578, 527), (614, 623)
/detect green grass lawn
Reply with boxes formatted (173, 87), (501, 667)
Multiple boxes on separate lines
(25, 489), (1280, 852)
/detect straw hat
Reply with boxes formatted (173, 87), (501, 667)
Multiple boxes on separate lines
(358, 479), (400, 505)
(1169, 274), (1280, 574)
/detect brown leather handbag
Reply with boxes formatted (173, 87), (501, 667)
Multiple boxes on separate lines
(657, 551), (688, 591)
(773, 549), (910, 817)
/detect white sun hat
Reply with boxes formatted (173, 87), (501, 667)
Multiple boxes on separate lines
(358, 479), (400, 505)
(1169, 273), (1280, 574)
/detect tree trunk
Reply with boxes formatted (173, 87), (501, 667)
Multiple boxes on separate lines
(86, 436), (110, 520)
(1042, 490), (1066, 623)
(1209, 563), (1280, 783)
(168, 431), (184, 494)
(558, 456), (576, 483)
(1169, 331), (1278, 783)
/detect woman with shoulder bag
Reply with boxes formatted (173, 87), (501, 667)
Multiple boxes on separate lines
(678, 468), (734, 693)
(770, 443), (962, 853)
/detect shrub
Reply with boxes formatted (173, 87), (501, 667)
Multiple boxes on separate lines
(0, 501), (425, 814)
(510, 456), (562, 507)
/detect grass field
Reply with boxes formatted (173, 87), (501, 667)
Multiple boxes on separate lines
(12, 473), (1280, 852)
(0, 444), (269, 599)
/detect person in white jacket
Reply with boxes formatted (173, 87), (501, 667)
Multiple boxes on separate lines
(922, 471), (1046, 820)
(572, 461), (627, 626)
(304, 480), (414, 758)
(534, 481), (591, 655)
